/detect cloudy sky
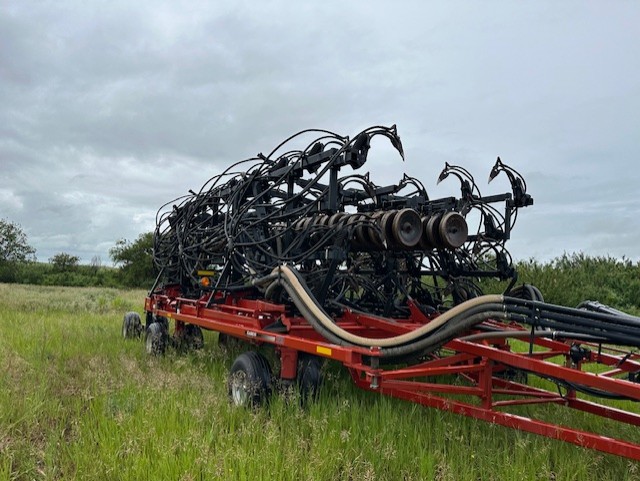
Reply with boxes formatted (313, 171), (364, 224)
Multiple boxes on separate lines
(1, 1), (639, 265)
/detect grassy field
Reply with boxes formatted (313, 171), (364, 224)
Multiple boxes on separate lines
(1, 282), (640, 480)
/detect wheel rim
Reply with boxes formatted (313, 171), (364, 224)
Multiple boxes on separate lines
(230, 371), (250, 406)
(145, 333), (154, 353)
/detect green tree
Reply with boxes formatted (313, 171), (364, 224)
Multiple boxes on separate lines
(109, 232), (155, 287)
(0, 219), (36, 282)
(49, 252), (80, 272)
(90, 255), (102, 273)
(0, 218), (36, 263)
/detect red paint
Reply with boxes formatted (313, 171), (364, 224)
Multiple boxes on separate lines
(145, 290), (640, 461)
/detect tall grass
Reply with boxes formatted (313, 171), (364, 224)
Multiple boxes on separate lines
(481, 253), (640, 316)
(1, 259), (640, 479)
(517, 254), (640, 315)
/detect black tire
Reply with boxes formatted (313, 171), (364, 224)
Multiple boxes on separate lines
(145, 322), (168, 356)
(175, 324), (204, 351)
(153, 315), (170, 331)
(495, 366), (528, 385)
(507, 284), (547, 331)
(506, 284), (544, 302)
(228, 351), (272, 407)
(218, 333), (245, 351)
(122, 312), (142, 339)
(297, 354), (323, 403)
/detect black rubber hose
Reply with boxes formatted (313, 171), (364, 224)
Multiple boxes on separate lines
(504, 304), (640, 341)
(506, 305), (640, 333)
(275, 269), (510, 359)
(505, 297), (640, 328)
(459, 329), (609, 344)
(378, 310), (509, 359)
(276, 265), (506, 348)
(577, 300), (640, 321)
(510, 316), (640, 347)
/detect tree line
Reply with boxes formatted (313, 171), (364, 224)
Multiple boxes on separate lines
(2, 218), (640, 315)
(0, 218), (155, 288)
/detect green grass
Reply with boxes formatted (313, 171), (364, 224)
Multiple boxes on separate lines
(1, 283), (640, 480)
(485, 253), (640, 316)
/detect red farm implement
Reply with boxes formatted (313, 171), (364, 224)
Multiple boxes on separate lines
(122, 125), (640, 461)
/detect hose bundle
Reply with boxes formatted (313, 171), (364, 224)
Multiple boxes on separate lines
(271, 265), (640, 360)
(153, 125), (533, 318)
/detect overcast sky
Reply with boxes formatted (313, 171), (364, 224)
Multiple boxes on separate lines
(1, 1), (639, 265)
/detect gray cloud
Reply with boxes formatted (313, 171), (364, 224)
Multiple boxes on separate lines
(1, 1), (639, 264)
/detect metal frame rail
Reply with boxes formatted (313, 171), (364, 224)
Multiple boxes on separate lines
(145, 290), (640, 461)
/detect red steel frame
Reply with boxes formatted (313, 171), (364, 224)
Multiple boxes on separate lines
(146, 289), (640, 461)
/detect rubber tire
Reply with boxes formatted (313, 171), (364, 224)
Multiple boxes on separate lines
(218, 333), (246, 351)
(122, 312), (142, 339)
(145, 322), (168, 356)
(495, 366), (528, 385)
(507, 284), (547, 331)
(296, 353), (324, 403)
(176, 324), (204, 350)
(185, 324), (204, 349)
(297, 354), (323, 403)
(153, 315), (170, 331)
(228, 351), (272, 408)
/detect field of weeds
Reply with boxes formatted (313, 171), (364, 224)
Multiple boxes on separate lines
(1, 282), (639, 480)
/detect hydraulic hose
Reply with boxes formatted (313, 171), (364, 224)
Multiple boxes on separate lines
(378, 309), (508, 359)
(272, 264), (504, 348)
(269, 265), (640, 358)
(459, 330), (609, 344)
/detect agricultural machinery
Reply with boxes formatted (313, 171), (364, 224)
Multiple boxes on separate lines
(122, 125), (640, 460)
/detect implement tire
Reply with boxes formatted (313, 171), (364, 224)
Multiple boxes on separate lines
(228, 351), (272, 408)
(122, 312), (142, 339)
(297, 354), (323, 403)
(145, 322), (168, 356)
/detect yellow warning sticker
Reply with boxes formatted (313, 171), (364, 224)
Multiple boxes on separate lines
(316, 346), (332, 357)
